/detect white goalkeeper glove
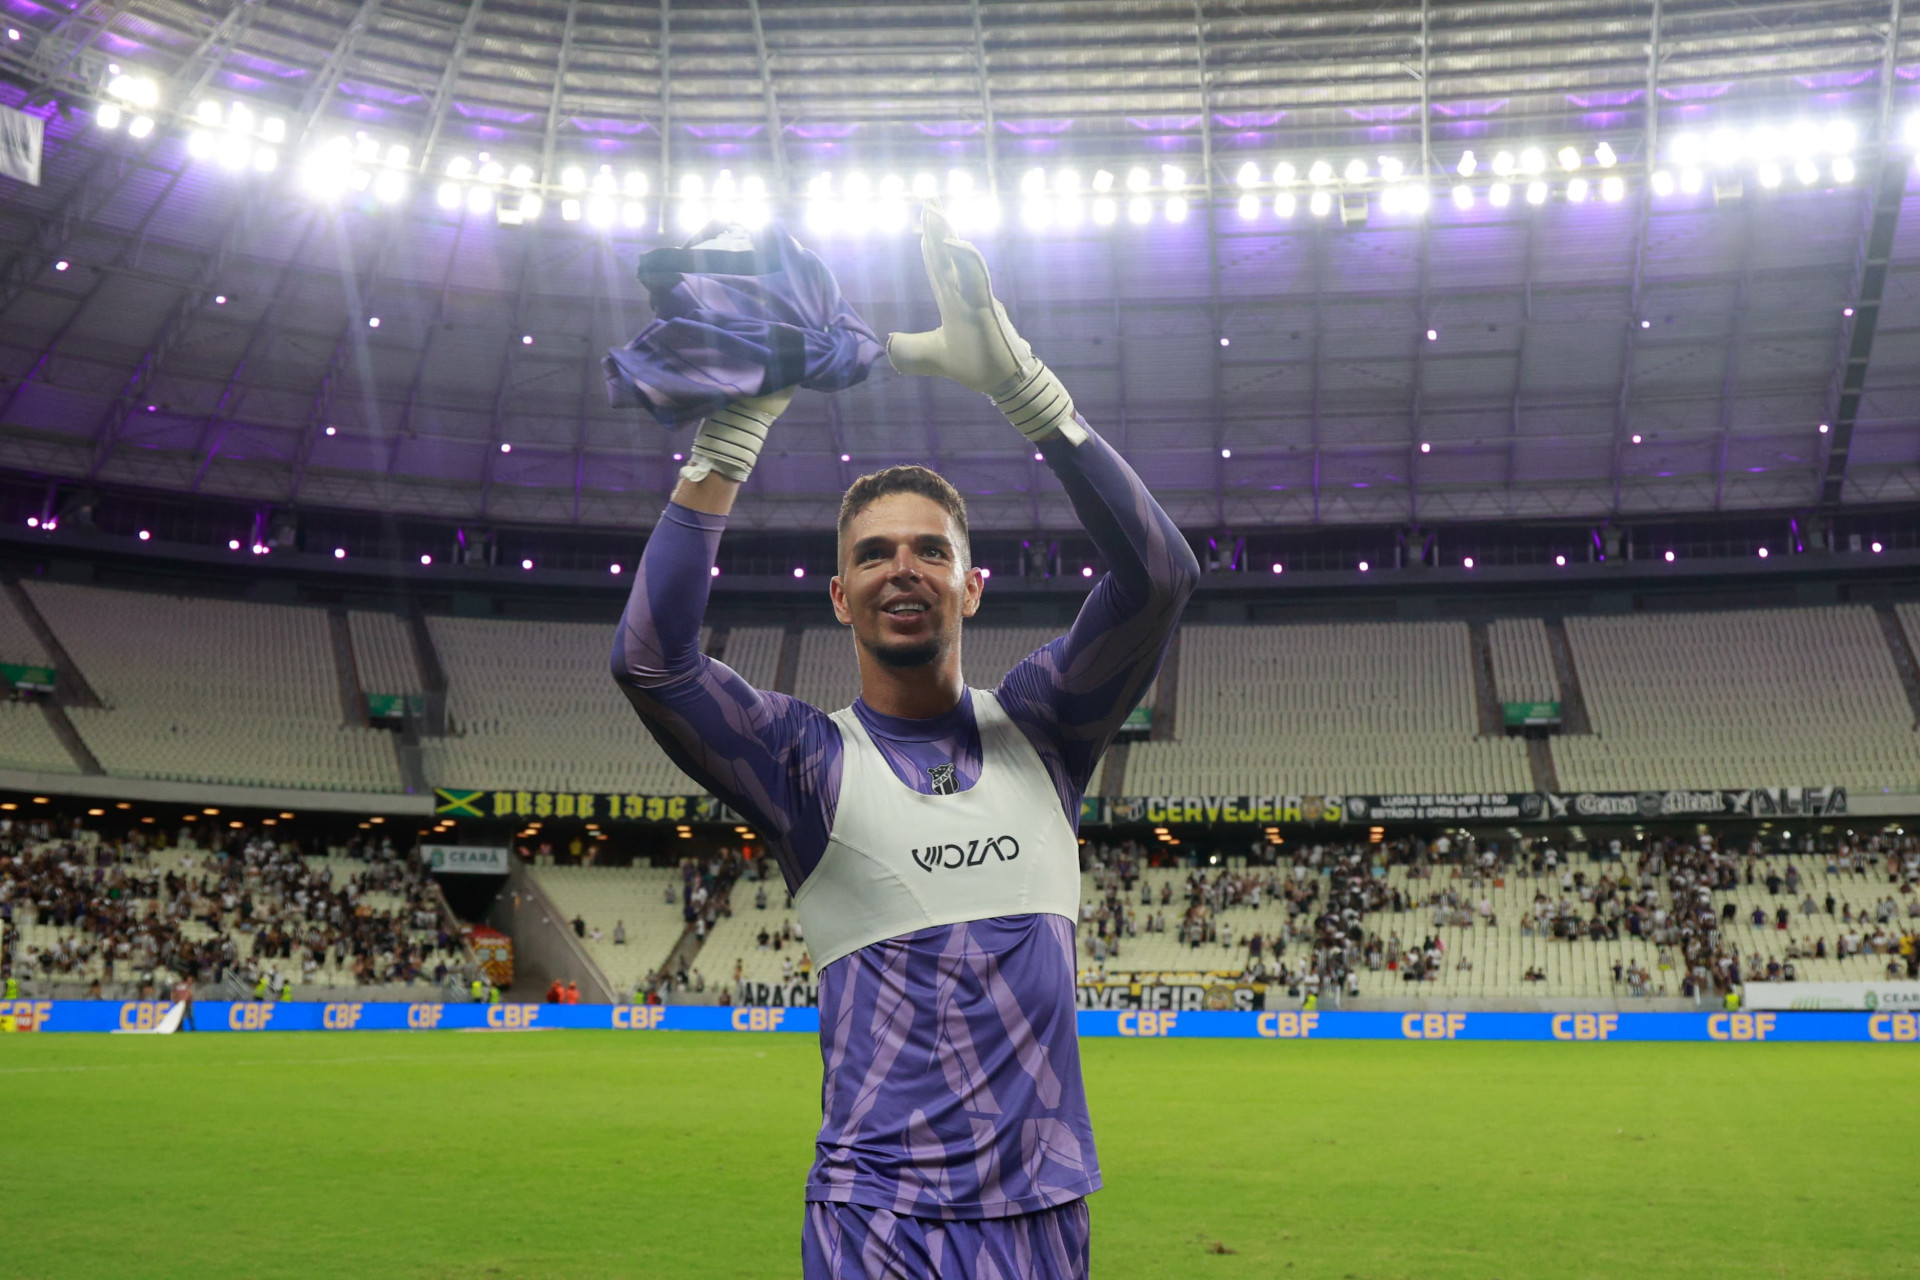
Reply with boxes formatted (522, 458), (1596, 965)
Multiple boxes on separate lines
(885, 200), (1086, 446)
(679, 385), (794, 484)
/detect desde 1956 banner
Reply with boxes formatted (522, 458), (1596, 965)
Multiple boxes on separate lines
(434, 789), (728, 823)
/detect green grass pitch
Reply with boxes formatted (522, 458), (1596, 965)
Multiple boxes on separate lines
(3, 1030), (1908, 1278)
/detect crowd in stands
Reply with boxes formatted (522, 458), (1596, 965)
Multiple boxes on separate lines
(1080, 828), (1920, 1001)
(0, 815), (469, 998)
(630, 846), (749, 1002)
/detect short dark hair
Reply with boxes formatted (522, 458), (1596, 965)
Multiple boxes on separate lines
(837, 466), (970, 567)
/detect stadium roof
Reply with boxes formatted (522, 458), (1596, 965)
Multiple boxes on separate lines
(0, 0), (1917, 533)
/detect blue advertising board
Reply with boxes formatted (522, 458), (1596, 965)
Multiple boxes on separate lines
(3, 1001), (1919, 1042)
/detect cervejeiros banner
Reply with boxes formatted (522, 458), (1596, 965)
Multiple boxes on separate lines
(421, 844), (510, 875)
(1091, 795), (1345, 826)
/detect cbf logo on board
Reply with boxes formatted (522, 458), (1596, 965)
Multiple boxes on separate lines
(911, 835), (1020, 872)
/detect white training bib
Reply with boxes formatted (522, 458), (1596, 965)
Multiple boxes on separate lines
(793, 689), (1083, 970)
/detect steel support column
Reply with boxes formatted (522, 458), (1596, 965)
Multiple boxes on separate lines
(415, 0), (490, 178)
(744, 0), (789, 190)
(294, 0), (386, 149)
(538, 0), (582, 185)
(969, 0), (999, 197)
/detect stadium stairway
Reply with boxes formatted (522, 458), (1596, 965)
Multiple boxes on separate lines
(1467, 622), (1505, 737)
(2, 575), (101, 707)
(1874, 604), (1920, 726)
(490, 859), (618, 1002)
(1149, 630), (1181, 742)
(1542, 618), (1594, 735)
(325, 608), (370, 728)
(409, 605), (449, 736)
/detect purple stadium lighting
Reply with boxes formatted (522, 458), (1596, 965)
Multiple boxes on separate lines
(227, 539), (240, 550)
(609, 563), (622, 574)
(1843, 307), (1854, 317)
(1818, 422), (1830, 434)
(520, 558), (534, 570)
(1270, 563), (1283, 574)
(521, 335), (533, 345)
(840, 453), (851, 462)
(1218, 337), (1229, 347)
(333, 547), (346, 559)
(367, 317), (380, 328)
(979, 567), (991, 579)
(1757, 547), (1769, 558)
(1463, 556), (1475, 568)
(25, 516), (37, 527)
(1872, 542), (1884, 553)
(214, 295), (227, 304)
(1358, 560), (1369, 572)
(324, 426), (336, 435)
(1033, 452), (1043, 461)
(1426, 329), (1437, 341)
(54, 260), (69, 271)
(673, 452), (683, 461)
(138, 529), (150, 541)
(1664, 550), (1676, 562)
(792, 567), (805, 578)
(1220, 448), (1231, 459)
(1555, 554), (1566, 566)
(499, 442), (511, 453)
(1419, 442), (1431, 453)
(1640, 319), (1650, 328)
(1081, 566), (1093, 578)
(1631, 433), (1642, 444)
(710, 565), (720, 577)
(420, 554), (432, 565)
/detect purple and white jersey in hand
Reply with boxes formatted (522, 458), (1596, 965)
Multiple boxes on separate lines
(612, 422), (1198, 1220)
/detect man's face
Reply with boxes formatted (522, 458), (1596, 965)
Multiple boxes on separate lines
(831, 492), (981, 669)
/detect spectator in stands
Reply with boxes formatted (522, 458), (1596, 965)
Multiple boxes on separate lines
(572, 914), (587, 938)
(614, 920), (626, 945)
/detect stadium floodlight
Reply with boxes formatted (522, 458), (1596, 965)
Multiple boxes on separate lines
(1826, 120), (1857, 153)
(951, 169), (977, 194)
(1343, 157), (1367, 182)
(1237, 192), (1260, 220)
(1452, 183), (1474, 209)
(622, 170), (648, 197)
(1089, 169), (1113, 194)
(1757, 162), (1782, 189)
(1126, 165), (1152, 192)
(1680, 168), (1704, 194)
(1021, 167), (1047, 196)
(262, 116), (286, 144)
(196, 99), (222, 126)
(226, 102), (254, 136)
(1379, 156), (1404, 181)
(1091, 196), (1117, 225)
(1490, 150), (1514, 177)
(354, 135), (380, 165)
(1601, 174), (1625, 202)
(1794, 158), (1820, 185)
(107, 74), (159, 109)
(385, 144), (409, 169)
(584, 195), (615, 228)
(911, 172), (938, 198)
(128, 115), (154, 139)
(1525, 180), (1548, 205)
(1309, 189), (1332, 217)
(618, 200), (646, 228)
(680, 173), (704, 198)
(96, 101), (123, 129)
(252, 146), (277, 174)
(561, 165), (586, 192)
(1749, 125), (1779, 160)
(1557, 145), (1581, 171)
(1594, 141), (1617, 168)
(1651, 169), (1675, 196)
(436, 182), (464, 212)
(447, 156), (472, 180)
(1235, 160), (1261, 188)
(1275, 192), (1296, 217)
(1664, 550), (1675, 562)
(467, 185), (493, 215)
(1489, 182), (1511, 207)
(1670, 133), (1702, 166)
(1708, 127), (1741, 165)
(1380, 185), (1403, 214)
(518, 193), (543, 221)
(367, 167), (403, 201)
(1833, 156), (1856, 182)
(1165, 195), (1189, 222)
(592, 165), (619, 195)
(1404, 185), (1430, 215)
(1457, 150), (1477, 176)
(1054, 195), (1083, 227)
(1308, 159), (1334, 184)
(188, 129), (215, 158)
(806, 172), (833, 199)
(1519, 147), (1545, 175)
(1566, 177), (1589, 203)
(676, 198), (708, 230)
(367, 316), (379, 327)
(1273, 161), (1296, 185)
(560, 197), (582, 221)
(1021, 198), (1051, 231)
(215, 133), (249, 170)
(1161, 164), (1187, 190)
(1127, 195), (1151, 224)
(1053, 168), (1081, 194)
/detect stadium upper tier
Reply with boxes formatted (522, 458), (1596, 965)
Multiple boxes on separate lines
(1554, 606), (1920, 793)
(24, 582), (403, 792)
(1125, 622), (1534, 795)
(3, 583), (1919, 796)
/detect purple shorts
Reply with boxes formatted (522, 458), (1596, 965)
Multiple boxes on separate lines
(803, 1199), (1090, 1280)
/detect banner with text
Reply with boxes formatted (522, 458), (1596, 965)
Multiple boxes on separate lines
(434, 789), (726, 823)
(422, 844), (509, 875)
(1344, 794), (1545, 822)
(6, 1001), (1920, 1042)
(1544, 788), (1849, 821)
(1741, 982), (1920, 1012)
(1090, 795), (1345, 826)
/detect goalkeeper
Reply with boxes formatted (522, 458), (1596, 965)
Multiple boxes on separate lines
(613, 204), (1197, 1278)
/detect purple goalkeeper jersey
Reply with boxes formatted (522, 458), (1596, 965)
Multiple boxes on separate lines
(613, 422), (1197, 1219)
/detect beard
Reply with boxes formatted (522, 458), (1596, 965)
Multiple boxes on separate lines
(863, 629), (947, 669)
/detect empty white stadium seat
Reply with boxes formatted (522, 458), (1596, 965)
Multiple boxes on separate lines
(1488, 618), (1558, 705)
(349, 610), (423, 696)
